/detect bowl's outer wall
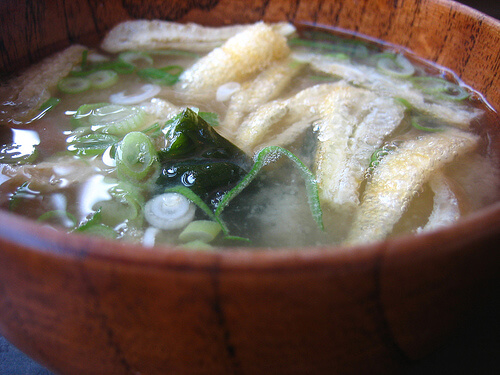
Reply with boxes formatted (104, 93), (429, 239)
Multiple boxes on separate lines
(1, 0), (500, 374)
(1, 208), (498, 375)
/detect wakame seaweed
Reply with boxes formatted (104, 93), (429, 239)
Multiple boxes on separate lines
(155, 108), (252, 208)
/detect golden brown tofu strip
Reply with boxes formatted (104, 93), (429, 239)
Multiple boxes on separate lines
(314, 85), (406, 214)
(222, 58), (305, 132)
(177, 22), (290, 97)
(235, 83), (337, 152)
(101, 20), (296, 53)
(418, 172), (461, 233)
(346, 128), (478, 244)
(0, 45), (86, 123)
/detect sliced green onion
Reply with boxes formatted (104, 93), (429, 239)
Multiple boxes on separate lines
(164, 186), (252, 243)
(88, 70), (119, 89)
(109, 83), (161, 105)
(221, 235), (252, 244)
(376, 54), (415, 78)
(394, 97), (414, 110)
(73, 103), (146, 135)
(115, 131), (158, 184)
(58, 77), (91, 94)
(74, 208), (117, 238)
(410, 76), (469, 101)
(118, 51), (154, 66)
(411, 115), (445, 132)
(368, 148), (389, 169)
(109, 60), (136, 74)
(8, 182), (38, 211)
(71, 103), (108, 128)
(215, 146), (324, 231)
(324, 52), (350, 60)
(165, 185), (229, 236)
(0, 143), (38, 164)
(39, 97), (61, 112)
(93, 181), (144, 227)
(71, 59), (135, 76)
(67, 133), (119, 156)
(141, 122), (162, 136)
(137, 65), (183, 86)
(178, 220), (222, 243)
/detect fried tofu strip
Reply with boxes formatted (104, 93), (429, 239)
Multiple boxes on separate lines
(418, 172), (461, 233)
(139, 97), (180, 123)
(293, 51), (482, 129)
(222, 58), (305, 132)
(346, 128), (478, 244)
(101, 20), (296, 53)
(315, 85), (406, 213)
(0, 45), (86, 123)
(177, 22), (290, 96)
(235, 83), (337, 152)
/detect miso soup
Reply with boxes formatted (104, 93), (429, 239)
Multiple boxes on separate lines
(0, 21), (498, 248)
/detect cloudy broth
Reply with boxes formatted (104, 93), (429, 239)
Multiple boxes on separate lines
(0, 22), (498, 248)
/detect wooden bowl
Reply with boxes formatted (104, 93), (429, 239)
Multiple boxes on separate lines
(0, 1), (499, 374)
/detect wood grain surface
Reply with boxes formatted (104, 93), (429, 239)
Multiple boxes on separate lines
(0, 1), (499, 374)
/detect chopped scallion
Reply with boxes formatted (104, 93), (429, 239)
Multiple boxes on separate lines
(74, 209), (117, 238)
(39, 97), (61, 112)
(410, 76), (469, 101)
(71, 103), (146, 135)
(118, 51), (154, 67)
(109, 84), (161, 105)
(88, 70), (119, 89)
(137, 65), (183, 86)
(58, 77), (91, 94)
(115, 131), (159, 184)
(411, 116), (445, 132)
(8, 182), (38, 211)
(376, 54), (415, 78)
(165, 185), (229, 236)
(0, 143), (38, 164)
(66, 133), (119, 156)
(92, 181), (144, 227)
(178, 220), (222, 243)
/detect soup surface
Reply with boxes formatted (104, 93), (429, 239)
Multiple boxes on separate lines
(0, 21), (498, 248)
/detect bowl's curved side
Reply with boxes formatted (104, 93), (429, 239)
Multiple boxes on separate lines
(0, 204), (499, 374)
(0, 220), (402, 374)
